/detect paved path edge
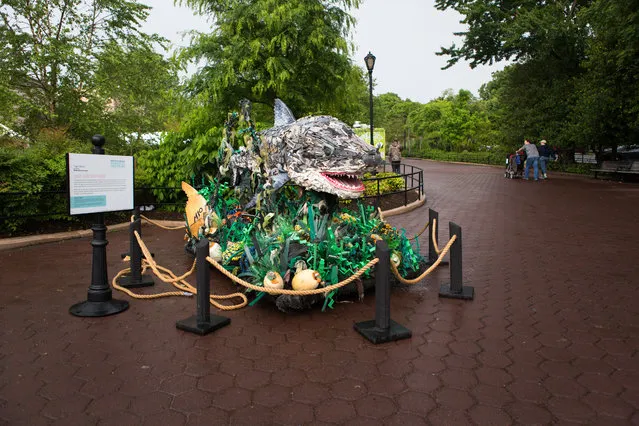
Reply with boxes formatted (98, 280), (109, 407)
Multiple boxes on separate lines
(0, 220), (185, 251)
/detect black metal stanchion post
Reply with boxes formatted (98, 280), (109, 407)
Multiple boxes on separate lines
(354, 240), (411, 344)
(119, 218), (154, 288)
(176, 238), (230, 335)
(439, 221), (474, 300)
(69, 135), (129, 317)
(121, 206), (139, 259)
(427, 208), (449, 266)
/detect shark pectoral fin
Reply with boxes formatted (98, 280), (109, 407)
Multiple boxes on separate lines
(270, 172), (290, 191)
(274, 99), (296, 127)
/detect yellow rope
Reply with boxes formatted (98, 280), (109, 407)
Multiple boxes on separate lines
(112, 231), (248, 310)
(134, 231), (196, 282)
(207, 256), (379, 296)
(411, 220), (430, 240)
(112, 266), (195, 299)
(432, 218), (442, 255)
(139, 214), (185, 230)
(390, 234), (457, 285)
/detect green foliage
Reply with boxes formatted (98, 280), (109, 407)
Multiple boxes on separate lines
(413, 147), (508, 166)
(372, 93), (420, 143)
(434, 0), (591, 69)
(0, 130), (88, 234)
(136, 99), (226, 207)
(362, 172), (404, 197)
(570, 0), (639, 152)
(433, 0), (638, 157)
(178, 0), (365, 123)
(0, 0), (176, 152)
(405, 89), (495, 152)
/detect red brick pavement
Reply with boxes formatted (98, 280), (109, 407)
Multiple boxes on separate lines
(1, 159), (638, 425)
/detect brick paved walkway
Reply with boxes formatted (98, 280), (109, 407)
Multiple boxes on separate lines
(1, 159), (638, 425)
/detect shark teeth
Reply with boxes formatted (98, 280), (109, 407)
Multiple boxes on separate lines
(321, 172), (365, 192)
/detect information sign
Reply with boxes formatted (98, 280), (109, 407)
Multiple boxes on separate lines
(67, 153), (134, 215)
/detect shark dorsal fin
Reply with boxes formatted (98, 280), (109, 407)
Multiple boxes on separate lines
(274, 99), (296, 127)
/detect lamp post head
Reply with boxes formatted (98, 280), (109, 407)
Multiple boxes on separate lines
(364, 51), (376, 74)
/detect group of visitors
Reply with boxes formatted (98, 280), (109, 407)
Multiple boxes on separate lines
(518, 139), (557, 181)
(387, 137), (556, 182)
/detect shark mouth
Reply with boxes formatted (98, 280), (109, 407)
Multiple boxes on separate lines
(321, 172), (365, 192)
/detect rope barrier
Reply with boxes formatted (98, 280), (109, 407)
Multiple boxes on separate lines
(112, 231), (248, 310)
(115, 211), (455, 309)
(206, 256), (379, 296)
(432, 218), (442, 255)
(390, 234), (457, 285)
(112, 265), (193, 299)
(139, 214), (185, 230)
(377, 206), (428, 241)
(134, 231), (195, 283)
(411, 220), (430, 240)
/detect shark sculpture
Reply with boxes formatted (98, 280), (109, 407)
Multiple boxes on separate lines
(258, 99), (382, 200)
(181, 100), (424, 313)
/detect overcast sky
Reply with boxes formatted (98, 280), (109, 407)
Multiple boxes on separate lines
(141, 0), (507, 104)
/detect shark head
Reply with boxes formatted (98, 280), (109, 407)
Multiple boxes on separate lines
(260, 100), (382, 198)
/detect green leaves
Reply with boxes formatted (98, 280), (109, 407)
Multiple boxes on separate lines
(1, 0), (175, 151)
(178, 0), (364, 121)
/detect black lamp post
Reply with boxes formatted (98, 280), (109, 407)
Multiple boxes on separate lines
(364, 51), (376, 146)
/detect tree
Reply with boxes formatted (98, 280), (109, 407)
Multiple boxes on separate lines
(178, 0), (364, 122)
(372, 93), (419, 144)
(90, 40), (180, 153)
(0, 0), (170, 147)
(406, 89), (494, 152)
(571, 0), (639, 158)
(433, 1), (594, 155)
(434, 0), (591, 69)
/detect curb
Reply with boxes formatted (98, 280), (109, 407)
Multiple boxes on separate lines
(380, 194), (427, 218)
(0, 220), (184, 251)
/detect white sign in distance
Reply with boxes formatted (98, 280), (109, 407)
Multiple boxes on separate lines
(67, 153), (134, 215)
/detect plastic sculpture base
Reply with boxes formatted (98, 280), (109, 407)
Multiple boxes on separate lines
(176, 315), (230, 336)
(439, 283), (474, 300)
(354, 320), (412, 344)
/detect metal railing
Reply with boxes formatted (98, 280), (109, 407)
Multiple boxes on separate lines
(358, 162), (424, 209)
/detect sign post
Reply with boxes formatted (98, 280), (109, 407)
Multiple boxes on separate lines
(68, 135), (132, 317)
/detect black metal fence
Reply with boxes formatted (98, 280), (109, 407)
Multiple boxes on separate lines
(358, 162), (424, 209)
(0, 162), (423, 225)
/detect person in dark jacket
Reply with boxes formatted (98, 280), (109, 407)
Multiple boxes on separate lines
(538, 139), (554, 179)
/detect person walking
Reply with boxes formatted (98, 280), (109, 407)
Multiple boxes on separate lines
(538, 139), (554, 179)
(519, 139), (540, 181)
(389, 140), (402, 174)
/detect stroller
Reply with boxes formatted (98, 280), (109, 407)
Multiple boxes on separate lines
(504, 151), (525, 179)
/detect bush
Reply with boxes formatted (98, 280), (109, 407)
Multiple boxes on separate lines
(414, 147), (509, 165)
(0, 148), (72, 234)
(363, 172), (404, 197)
